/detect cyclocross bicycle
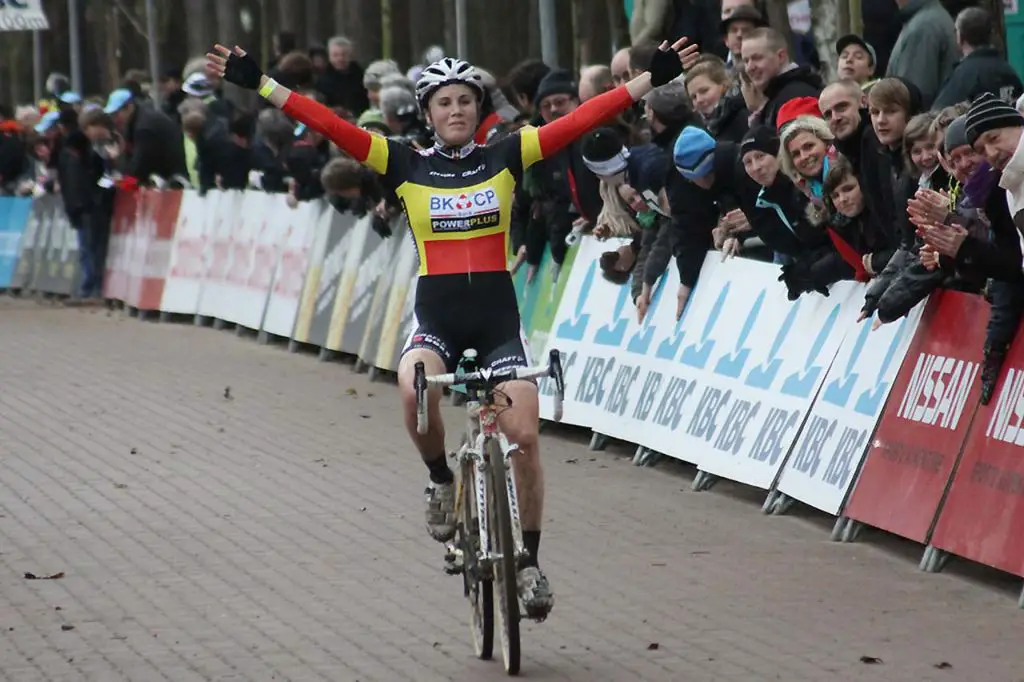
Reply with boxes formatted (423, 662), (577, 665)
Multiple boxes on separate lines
(414, 348), (565, 676)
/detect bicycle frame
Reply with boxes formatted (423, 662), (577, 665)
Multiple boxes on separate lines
(457, 393), (526, 571)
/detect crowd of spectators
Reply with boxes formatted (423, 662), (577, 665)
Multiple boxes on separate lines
(2, 0), (1024, 404)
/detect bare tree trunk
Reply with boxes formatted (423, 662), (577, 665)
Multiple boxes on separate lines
(276, 0), (306, 43)
(763, 0), (796, 61)
(362, 0), (384, 61)
(216, 0), (243, 53)
(184, 0), (216, 59)
(528, 0), (541, 64)
(442, 0), (457, 58)
(390, 0), (413, 68)
(409, 0), (445, 58)
(810, 0), (848, 82)
(606, 0), (629, 51)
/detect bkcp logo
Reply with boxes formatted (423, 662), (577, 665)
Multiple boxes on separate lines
(822, 313), (911, 416)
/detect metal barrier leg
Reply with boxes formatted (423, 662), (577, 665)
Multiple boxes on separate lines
(213, 317), (227, 330)
(701, 473), (720, 491)
(830, 516), (848, 541)
(632, 445), (646, 465)
(772, 493), (794, 515)
(588, 432), (608, 451)
(256, 331), (269, 345)
(159, 311), (170, 323)
(641, 451), (662, 467)
(919, 546), (934, 571)
(691, 471), (707, 491)
(353, 359), (368, 373)
(318, 348), (333, 362)
(761, 490), (778, 514)
(1017, 583), (1024, 610)
(287, 339), (299, 353)
(368, 366), (379, 382)
(137, 309), (151, 321)
(841, 519), (861, 542)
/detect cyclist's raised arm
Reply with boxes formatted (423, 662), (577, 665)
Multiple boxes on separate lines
(206, 44), (391, 176)
(520, 37), (697, 170)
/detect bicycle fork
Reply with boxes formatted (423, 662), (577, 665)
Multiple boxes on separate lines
(445, 429), (527, 574)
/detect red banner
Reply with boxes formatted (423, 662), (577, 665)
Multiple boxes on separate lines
(843, 290), (985, 543)
(103, 189), (138, 302)
(134, 190), (182, 311)
(930, 318), (1024, 577)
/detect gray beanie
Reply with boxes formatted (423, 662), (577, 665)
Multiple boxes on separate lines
(944, 115), (969, 154)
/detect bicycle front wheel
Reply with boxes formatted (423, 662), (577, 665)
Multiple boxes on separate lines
(486, 437), (521, 675)
(460, 456), (493, 659)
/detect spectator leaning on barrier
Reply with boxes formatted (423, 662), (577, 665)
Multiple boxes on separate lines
(249, 108), (294, 193)
(319, 156), (393, 239)
(61, 106), (117, 301)
(933, 7), (1024, 111)
(215, 113), (255, 191)
(103, 88), (187, 187)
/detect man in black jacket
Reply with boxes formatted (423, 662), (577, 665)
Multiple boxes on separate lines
(741, 27), (823, 130)
(316, 36), (370, 117)
(932, 7), (1023, 109)
(63, 107), (117, 300)
(103, 88), (186, 184)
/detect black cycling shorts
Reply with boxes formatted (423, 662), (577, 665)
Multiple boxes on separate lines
(402, 272), (532, 374)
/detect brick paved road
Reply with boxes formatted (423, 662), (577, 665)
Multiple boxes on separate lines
(1, 298), (1023, 682)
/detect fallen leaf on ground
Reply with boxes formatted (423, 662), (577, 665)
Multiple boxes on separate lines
(129, 447), (138, 455)
(60, 624), (74, 631)
(564, 458), (579, 464)
(933, 662), (952, 670)
(859, 656), (883, 665)
(223, 387), (233, 400)
(24, 571), (64, 580)
(113, 483), (128, 489)
(647, 642), (660, 650)
(346, 388), (358, 397)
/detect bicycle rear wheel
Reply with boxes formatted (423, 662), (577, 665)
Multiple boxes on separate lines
(459, 457), (493, 659)
(486, 437), (521, 675)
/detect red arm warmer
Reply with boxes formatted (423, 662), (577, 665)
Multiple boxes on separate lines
(536, 86), (634, 158)
(282, 92), (375, 164)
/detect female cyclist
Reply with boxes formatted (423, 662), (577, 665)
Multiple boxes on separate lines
(207, 41), (695, 620)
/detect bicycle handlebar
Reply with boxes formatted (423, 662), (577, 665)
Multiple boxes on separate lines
(414, 348), (566, 435)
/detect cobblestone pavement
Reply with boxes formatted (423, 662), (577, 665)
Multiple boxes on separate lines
(2, 298), (1023, 682)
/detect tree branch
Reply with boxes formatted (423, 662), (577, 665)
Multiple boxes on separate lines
(110, 0), (149, 41)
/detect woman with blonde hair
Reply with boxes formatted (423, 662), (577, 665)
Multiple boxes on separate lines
(777, 114), (838, 220)
(684, 56), (748, 141)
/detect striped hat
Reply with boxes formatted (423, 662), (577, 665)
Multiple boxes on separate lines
(674, 126), (716, 181)
(964, 92), (1024, 146)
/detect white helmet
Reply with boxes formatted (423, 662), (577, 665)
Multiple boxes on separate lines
(415, 58), (485, 108)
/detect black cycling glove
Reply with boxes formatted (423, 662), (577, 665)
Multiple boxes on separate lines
(649, 47), (685, 87)
(223, 51), (265, 90)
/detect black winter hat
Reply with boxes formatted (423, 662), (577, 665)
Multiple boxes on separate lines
(582, 127), (629, 176)
(534, 69), (578, 107)
(740, 125), (780, 158)
(965, 92), (1024, 146)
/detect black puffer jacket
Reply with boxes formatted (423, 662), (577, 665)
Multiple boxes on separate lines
(756, 66), (824, 131)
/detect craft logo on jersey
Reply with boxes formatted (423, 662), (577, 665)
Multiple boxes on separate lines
(429, 187), (500, 233)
